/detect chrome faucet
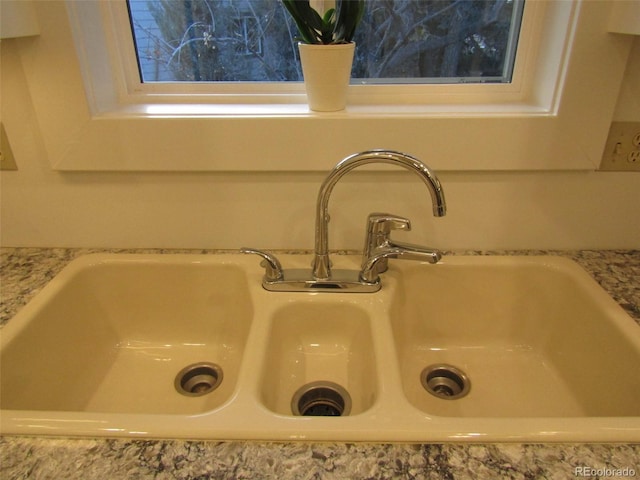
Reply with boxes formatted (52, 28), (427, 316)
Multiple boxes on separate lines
(242, 149), (446, 292)
(311, 150), (446, 280)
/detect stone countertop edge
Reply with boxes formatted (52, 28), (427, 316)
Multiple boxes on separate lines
(1, 248), (639, 480)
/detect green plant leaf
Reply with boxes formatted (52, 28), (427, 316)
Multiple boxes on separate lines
(282, 0), (365, 45)
(282, 0), (322, 43)
(322, 7), (335, 24)
(334, 0), (365, 43)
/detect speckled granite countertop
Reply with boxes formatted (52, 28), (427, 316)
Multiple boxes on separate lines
(1, 248), (639, 479)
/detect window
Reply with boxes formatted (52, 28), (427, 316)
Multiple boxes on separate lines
(127, 0), (524, 85)
(22, 1), (633, 172)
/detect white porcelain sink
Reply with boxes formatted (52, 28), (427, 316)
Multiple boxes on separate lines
(1, 253), (639, 441)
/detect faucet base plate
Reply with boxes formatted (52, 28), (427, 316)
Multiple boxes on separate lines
(262, 269), (381, 293)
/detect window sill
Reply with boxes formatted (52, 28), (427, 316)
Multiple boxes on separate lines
(107, 101), (550, 119)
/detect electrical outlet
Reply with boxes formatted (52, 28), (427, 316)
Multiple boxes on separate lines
(600, 121), (640, 172)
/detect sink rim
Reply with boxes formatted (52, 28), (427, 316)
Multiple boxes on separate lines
(1, 253), (639, 442)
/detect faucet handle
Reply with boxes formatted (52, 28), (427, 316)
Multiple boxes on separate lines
(367, 213), (412, 236)
(362, 213), (411, 274)
(240, 247), (284, 282)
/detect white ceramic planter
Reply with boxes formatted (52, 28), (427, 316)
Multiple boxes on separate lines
(298, 42), (355, 112)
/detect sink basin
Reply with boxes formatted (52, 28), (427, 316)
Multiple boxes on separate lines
(1, 253), (639, 441)
(389, 258), (640, 418)
(260, 301), (377, 416)
(0, 255), (253, 415)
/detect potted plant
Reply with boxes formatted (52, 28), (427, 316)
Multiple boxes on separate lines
(282, 0), (365, 111)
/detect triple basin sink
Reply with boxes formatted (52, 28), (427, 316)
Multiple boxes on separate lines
(1, 253), (639, 441)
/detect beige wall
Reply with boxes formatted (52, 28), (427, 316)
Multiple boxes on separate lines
(1, 18), (639, 250)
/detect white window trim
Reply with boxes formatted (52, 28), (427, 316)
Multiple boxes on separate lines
(19, 0), (635, 172)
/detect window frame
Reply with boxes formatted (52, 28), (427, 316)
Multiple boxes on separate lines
(99, 0), (539, 107)
(19, 0), (636, 172)
(121, 0), (526, 96)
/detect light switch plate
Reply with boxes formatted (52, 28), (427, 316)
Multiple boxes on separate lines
(599, 121), (640, 172)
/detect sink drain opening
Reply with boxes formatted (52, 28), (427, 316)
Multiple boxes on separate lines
(421, 364), (470, 400)
(291, 381), (352, 416)
(175, 363), (223, 397)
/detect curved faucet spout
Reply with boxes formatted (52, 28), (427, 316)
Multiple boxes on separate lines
(311, 150), (447, 280)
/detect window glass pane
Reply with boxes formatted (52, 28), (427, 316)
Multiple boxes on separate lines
(127, 0), (523, 84)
